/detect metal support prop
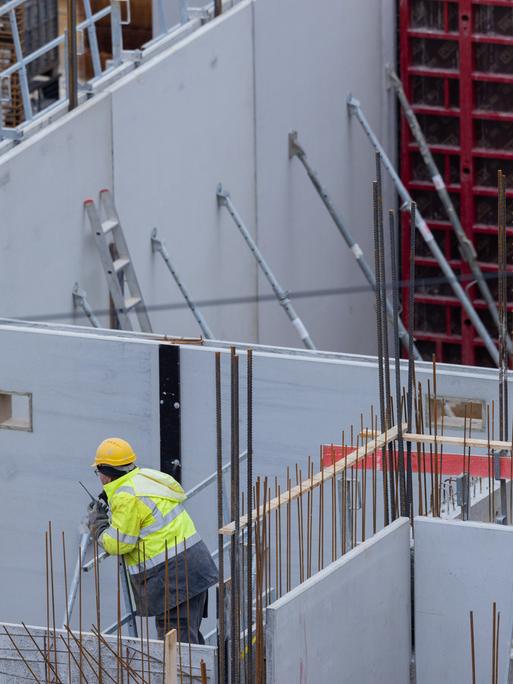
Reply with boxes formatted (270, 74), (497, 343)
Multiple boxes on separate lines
(151, 228), (214, 339)
(217, 183), (316, 350)
(288, 131), (421, 361)
(387, 67), (510, 351)
(72, 282), (101, 328)
(347, 95), (499, 367)
(66, 0), (78, 109)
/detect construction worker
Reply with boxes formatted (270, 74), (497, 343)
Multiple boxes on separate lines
(87, 437), (218, 642)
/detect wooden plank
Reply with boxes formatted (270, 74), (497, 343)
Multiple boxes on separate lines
(219, 425), (400, 536)
(403, 432), (513, 452)
(164, 629), (177, 684)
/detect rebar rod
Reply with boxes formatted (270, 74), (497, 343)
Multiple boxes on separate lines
(66, 0), (78, 109)
(348, 95), (499, 366)
(373, 181), (390, 526)
(151, 229), (214, 339)
(389, 209), (407, 517)
(406, 202), (416, 520)
(387, 66), (510, 350)
(497, 170), (508, 523)
(215, 352), (226, 684)
(229, 348), (240, 684)
(217, 183), (316, 350)
(288, 130), (420, 360)
(246, 349), (254, 684)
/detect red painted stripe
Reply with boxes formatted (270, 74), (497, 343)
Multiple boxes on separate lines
(321, 445), (512, 479)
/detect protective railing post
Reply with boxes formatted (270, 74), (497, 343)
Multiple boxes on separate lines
(110, 0), (123, 65)
(347, 95), (499, 367)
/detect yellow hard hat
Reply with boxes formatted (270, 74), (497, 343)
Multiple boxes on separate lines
(92, 438), (137, 468)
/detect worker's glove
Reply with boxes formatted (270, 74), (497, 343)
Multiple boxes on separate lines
(87, 500), (110, 542)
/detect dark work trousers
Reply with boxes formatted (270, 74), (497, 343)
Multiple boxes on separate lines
(155, 591), (207, 643)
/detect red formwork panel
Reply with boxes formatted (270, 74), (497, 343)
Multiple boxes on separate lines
(399, 0), (513, 367)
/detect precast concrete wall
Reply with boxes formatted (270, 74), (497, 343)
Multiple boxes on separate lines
(265, 517), (411, 684)
(0, 623), (217, 683)
(415, 518), (513, 684)
(1, 321), (512, 629)
(0, 0), (396, 355)
(0, 324), (160, 627)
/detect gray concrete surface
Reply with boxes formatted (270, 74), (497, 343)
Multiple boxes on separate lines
(414, 517), (513, 684)
(265, 517), (411, 684)
(0, 0), (396, 356)
(0, 622), (217, 683)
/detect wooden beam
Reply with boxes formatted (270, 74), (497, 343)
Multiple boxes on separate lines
(219, 425), (400, 536)
(403, 432), (513, 452)
(164, 629), (177, 684)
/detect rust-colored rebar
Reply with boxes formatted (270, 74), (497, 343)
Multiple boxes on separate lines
(61, 532), (72, 684)
(48, 522), (59, 682)
(174, 540), (183, 684)
(215, 351), (226, 684)
(3, 625), (41, 683)
(469, 611), (476, 684)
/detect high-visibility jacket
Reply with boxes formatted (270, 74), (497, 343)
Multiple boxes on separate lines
(100, 466), (218, 616)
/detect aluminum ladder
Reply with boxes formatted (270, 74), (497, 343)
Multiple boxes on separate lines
(85, 189), (152, 333)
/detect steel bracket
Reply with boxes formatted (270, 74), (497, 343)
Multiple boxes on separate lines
(288, 130), (303, 159)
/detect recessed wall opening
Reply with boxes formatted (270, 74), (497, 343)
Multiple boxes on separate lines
(428, 396), (485, 432)
(0, 391), (33, 431)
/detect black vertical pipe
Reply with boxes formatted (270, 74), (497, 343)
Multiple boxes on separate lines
(66, 0), (78, 110)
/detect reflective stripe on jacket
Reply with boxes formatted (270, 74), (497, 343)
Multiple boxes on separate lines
(100, 467), (202, 574)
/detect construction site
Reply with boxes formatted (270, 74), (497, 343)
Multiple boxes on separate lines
(3, 0), (513, 682)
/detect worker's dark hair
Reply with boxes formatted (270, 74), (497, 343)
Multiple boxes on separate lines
(97, 464), (135, 480)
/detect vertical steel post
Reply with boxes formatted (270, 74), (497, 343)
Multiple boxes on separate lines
(406, 202), (416, 519)
(110, 0), (123, 65)
(82, 0), (102, 77)
(66, 0), (78, 109)
(217, 183), (316, 350)
(348, 95), (499, 367)
(289, 131), (421, 360)
(214, 0), (222, 16)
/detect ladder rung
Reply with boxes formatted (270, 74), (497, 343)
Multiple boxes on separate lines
(102, 219), (118, 234)
(125, 296), (141, 311)
(113, 257), (130, 273)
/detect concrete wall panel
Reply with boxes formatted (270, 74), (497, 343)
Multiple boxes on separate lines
(415, 517), (513, 684)
(253, 0), (396, 353)
(265, 517), (411, 684)
(111, 2), (259, 343)
(0, 95), (113, 325)
(0, 325), (159, 626)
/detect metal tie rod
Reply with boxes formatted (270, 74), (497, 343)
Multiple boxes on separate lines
(387, 66), (512, 353)
(216, 183), (316, 350)
(151, 228), (214, 339)
(347, 95), (499, 366)
(288, 130), (421, 361)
